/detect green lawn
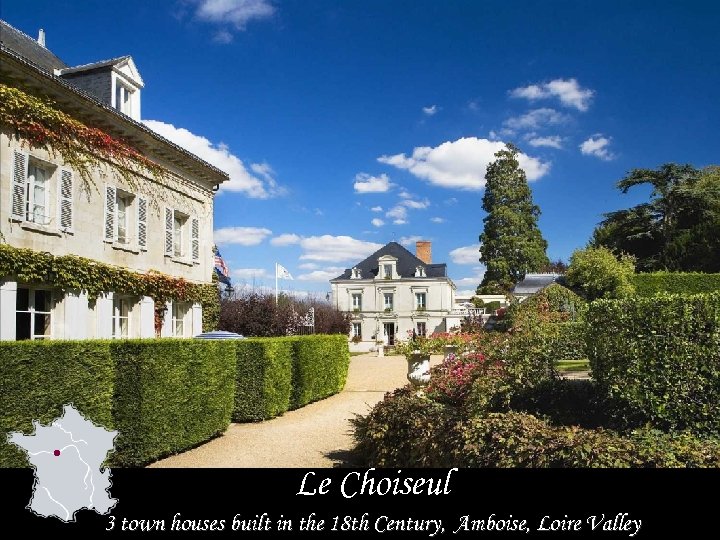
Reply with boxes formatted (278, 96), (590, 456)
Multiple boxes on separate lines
(555, 359), (590, 373)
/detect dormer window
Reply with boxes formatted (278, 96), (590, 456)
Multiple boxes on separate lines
(415, 266), (426, 277)
(114, 82), (134, 116)
(383, 264), (393, 279)
(352, 267), (361, 279)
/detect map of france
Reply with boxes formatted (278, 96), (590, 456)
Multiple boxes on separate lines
(8, 405), (118, 522)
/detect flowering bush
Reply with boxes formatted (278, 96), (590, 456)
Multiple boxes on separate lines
(426, 353), (488, 404)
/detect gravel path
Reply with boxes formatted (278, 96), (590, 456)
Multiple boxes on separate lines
(149, 353), (442, 468)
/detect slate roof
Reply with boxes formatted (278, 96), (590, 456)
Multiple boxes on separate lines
(332, 242), (447, 280)
(512, 273), (562, 294)
(0, 20), (67, 71)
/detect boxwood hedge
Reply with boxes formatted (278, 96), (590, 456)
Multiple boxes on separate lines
(586, 291), (720, 434)
(632, 272), (720, 297)
(290, 335), (350, 409)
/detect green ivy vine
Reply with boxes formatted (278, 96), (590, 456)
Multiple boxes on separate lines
(0, 244), (219, 332)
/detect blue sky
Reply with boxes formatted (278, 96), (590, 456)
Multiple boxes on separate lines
(4, 1), (720, 296)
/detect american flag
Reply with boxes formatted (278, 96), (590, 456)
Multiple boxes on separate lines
(214, 249), (231, 285)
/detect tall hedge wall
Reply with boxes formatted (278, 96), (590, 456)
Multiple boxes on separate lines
(233, 338), (294, 422)
(290, 335), (350, 409)
(632, 272), (720, 297)
(111, 340), (236, 466)
(0, 341), (115, 467)
(586, 292), (720, 434)
(1, 335), (351, 467)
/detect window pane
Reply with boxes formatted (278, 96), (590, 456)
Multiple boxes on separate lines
(16, 312), (31, 340)
(34, 313), (51, 337)
(16, 288), (29, 311)
(34, 290), (51, 312)
(117, 195), (128, 243)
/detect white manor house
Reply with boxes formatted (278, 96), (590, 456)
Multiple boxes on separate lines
(0, 20), (227, 340)
(331, 241), (467, 351)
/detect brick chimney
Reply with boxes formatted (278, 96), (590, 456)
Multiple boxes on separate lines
(37, 29), (46, 48)
(415, 241), (432, 264)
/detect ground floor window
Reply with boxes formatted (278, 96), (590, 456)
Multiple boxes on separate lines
(112, 297), (130, 338)
(16, 287), (52, 340)
(172, 302), (190, 337)
(416, 321), (427, 337)
(352, 322), (362, 339)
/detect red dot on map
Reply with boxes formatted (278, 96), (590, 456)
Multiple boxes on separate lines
(53, 450), (60, 456)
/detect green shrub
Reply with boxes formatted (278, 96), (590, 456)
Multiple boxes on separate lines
(566, 246), (636, 300)
(586, 292), (720, 435)
(505, 283), (586, 329)
(633, 272), (720, 297)
(290, 335), (350, 409)
(111, 340), (236, 466)
(233, 338), (293, 422)
(351, 387), (461, 467)
(0, 341), (115, 467)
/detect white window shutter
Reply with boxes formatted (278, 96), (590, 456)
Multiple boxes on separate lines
(104, 184), (116, 241)
(191, 217), (199, 262)
(11, 150), (28, 220)
(59, 169), (73, 231)
(164, 207), (173, 256)
(137, 197), (147, 250)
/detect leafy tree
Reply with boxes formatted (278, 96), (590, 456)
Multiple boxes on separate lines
(478, 145), (549, 293)
(565, 246), (636, 301)
(592, 164), (720, 272)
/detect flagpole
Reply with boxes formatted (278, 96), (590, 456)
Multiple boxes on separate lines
(275, 263), (278, 305)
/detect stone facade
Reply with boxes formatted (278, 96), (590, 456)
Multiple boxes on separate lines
(331, 242), (456, 352)
(0, 20), (227, 341)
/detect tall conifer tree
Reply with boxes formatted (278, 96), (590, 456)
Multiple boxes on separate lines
(478, 145), (549, 293)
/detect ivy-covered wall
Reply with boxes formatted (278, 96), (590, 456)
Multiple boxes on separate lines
(0, 244), (219, 332)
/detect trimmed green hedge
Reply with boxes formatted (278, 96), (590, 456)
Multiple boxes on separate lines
(111, 340), (236, 466)
(0, 341), (115, 467)
(291, 335), (350, 409)
(233, 338), (294, 422)
(1, 335), (350, 467)
(633, 272), (720, 297)
(586, 292), (720, 434)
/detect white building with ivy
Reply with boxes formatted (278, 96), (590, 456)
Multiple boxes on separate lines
(0, 20), (227, 341)
(330, 240), (457, 352)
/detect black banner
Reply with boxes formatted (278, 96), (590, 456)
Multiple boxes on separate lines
(1, 468), (715, 537)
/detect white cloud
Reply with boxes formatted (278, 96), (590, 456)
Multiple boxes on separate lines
(503, 108), (569, 132)
(299, 235), (382, 262)
(353, 173), (393, 193)
(298, 262), (319, 270)
(143, 120), (283, 198)
(445, 197), (458, 205)
(401, 198), (430, 209)
(454, 266), (487, 287)
(214, 226), (272, 245)
(371, 206), (383, 212)
(371, 218), (385, 227)
(378, 137), (550, 190)
(422, 105), (438, 116)
(399, 236), (424, 247)
(270, 233), (301, 246)
(386, 205), (408, 222)
(193, 0), (275, 33)
(527, 135), (564, 149)
(450, 244), (481, 265)
(580, 134), (616, 160)
(232, 267), (270, 279)
(430, 217), (445, 223)
(510, 78), (594, 111)
(297, 267), (345, 282)
(399, 190), (413, 199)
(393, 219), (407, 225)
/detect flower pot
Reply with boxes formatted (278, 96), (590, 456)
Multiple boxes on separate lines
(444, 345), (458, 361)
(377, 344), (384, 357)
(407, 351), (430, 387)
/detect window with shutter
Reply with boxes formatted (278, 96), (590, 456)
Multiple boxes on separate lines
(137, 197), (147, 250)
(59, 169), (73, 231)
(11, 151), (28, 220)
(165, 208), (174, 256)
(104, 185), (116, 241)
(191, 218), (199, 262)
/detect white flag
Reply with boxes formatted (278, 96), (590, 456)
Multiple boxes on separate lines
(276, 263), (293, 280)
